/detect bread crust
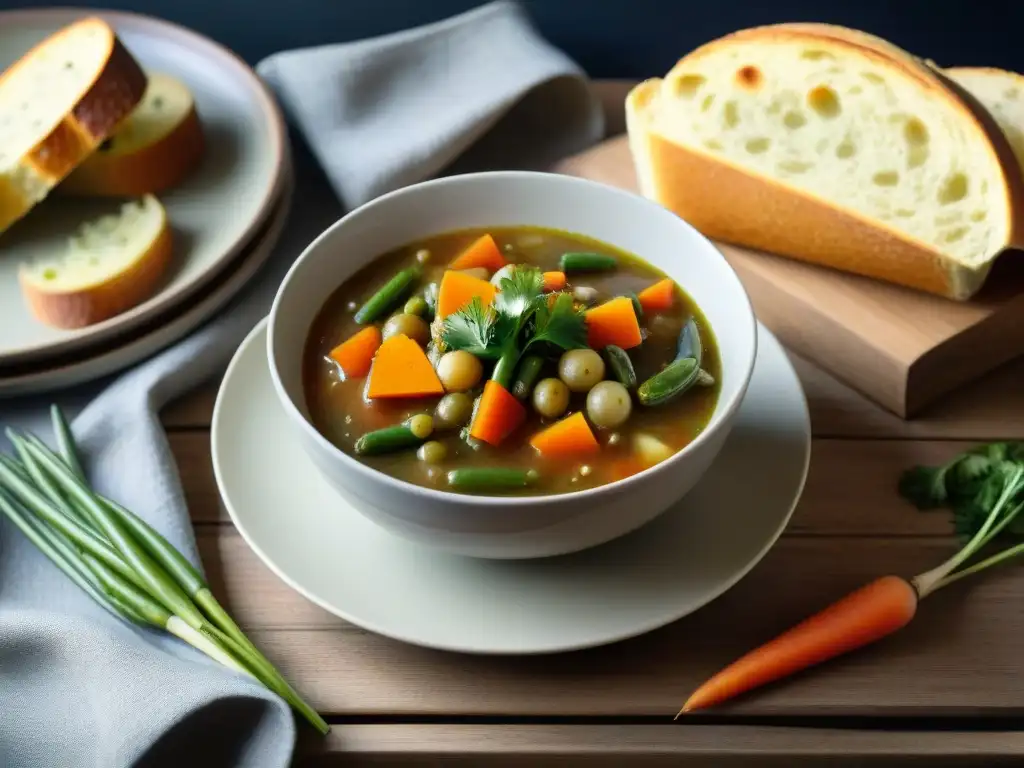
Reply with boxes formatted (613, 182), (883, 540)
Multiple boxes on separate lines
(59, 105), (205, 197)
(19, 218), (174, 330)
(628, 23), (1024, 300)
(0, 17), (147, 232)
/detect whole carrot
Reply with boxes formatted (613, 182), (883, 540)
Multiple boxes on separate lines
(680, 458), (1024, 715)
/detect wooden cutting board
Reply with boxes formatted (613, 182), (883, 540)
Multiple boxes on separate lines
(553, 135), (1024, 418)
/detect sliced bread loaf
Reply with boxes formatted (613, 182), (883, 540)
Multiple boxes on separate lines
(947, 67), (1024, 176)
(0, 17), (147, 234)
(60, 72), (205, 197)
(19, 195), (173, 329)
(625, 23), (1024, 300)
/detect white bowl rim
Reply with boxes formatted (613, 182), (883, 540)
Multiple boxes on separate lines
(267, 170), (758, 508)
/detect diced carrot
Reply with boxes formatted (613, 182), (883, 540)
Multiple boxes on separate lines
(680, 575), (918, 713)
(329, 326), (382, 379)
(585, 296), (642, 350)
(529, 411), (600, 457)
(448, 234), (508, 272)
(542, 271), (566, 292)
(637, 278), (676, 314)
(437, 270), (497, 319)
(366, 334), (445, 399)
(469, 380), (526, 445)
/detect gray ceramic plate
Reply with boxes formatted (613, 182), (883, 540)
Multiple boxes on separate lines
(0, 8), (287, 366)
(211, 319), (811, 654)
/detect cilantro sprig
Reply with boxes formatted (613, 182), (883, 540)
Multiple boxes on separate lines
(898, 441), (1024, 596)
(440, 265), (586, 388)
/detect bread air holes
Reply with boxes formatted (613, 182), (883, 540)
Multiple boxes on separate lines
(938, 172), (969, 205)
(735, 65), (762, 90)
(701, 94), (715, 112)
(745, 137), (771, 154)
(895, 208), (916, 218)
(723, 101), (740, 128)
(783, 110), (806, 129)
(671, 74), (706, 98)
(861, 72), (886, 84)
(835, 140), (857, 159)
(971, 210), (987, 222)
(800, 49), (835, 61)
(807, 86), (841, 118)
(872, 171), (899, 187)
(902, 117), (930, 169)
(777, 160), (813, 174)
(1006, 87), (1020, 100)
(943, 226), (969, 244)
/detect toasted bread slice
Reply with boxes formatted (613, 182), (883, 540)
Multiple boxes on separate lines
(19, 195), (173, 329)
(625, 23), (1024, 300)
(60, 72), (205, 197)
(0, 17), (148, 234)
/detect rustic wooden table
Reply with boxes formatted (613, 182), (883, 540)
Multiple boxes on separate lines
(160, 83), (1024, 765)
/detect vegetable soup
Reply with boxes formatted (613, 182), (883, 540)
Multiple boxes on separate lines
(302, 226), (721, 495)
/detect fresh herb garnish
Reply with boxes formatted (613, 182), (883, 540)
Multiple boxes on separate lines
(441, 265), (586, 387)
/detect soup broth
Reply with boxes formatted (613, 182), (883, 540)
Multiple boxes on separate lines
(303, 226), (721, 496)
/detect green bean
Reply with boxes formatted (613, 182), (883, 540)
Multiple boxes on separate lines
(354, 267), (421, 324)
(637, 357), (701, 406)
(624, 291), (644, 321)
(560, 252), (617, 273)
(354, 415), (434, 455)
(511, 355), (545, 400)
(676, 317), (702, 366)
(603, 345), (637, 389)
(447, 468), (539, 492)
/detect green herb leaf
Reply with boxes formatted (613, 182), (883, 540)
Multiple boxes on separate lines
(440, 297), (503, 359)
(898, 465), (951, 509)
(525, 292), (588, 354)
(494, 265), (544, 318)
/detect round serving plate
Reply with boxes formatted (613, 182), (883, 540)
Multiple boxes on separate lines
(0, 162), (293, 398)
(211, 317), (811, 655)
(0, 7), (287, 366)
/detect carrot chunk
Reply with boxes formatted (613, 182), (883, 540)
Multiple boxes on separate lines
(469, 380), (526, 445)
(681, 575), (918, 713)
(529, 411), (600, 457)
(366, 334), (444, 399)
(542, 271), (567, 292)
(585, 296), (642, 350)
(437, 270), (497, 319)
(449, 234), (508, 272)
(329, 326), (382, 379)
(637, 278), (676, 314)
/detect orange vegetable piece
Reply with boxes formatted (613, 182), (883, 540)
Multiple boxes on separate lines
(448, 234), (508, 272)
(329, 326), (382, 379)
(437, 270), (497, 319)
(542, 271), (566, 292)
(366, 334), (444, 399)
(469, 380), (526, 445)
(680, 575), (918, 714)
(529, 411), (600, 457)
(585, 296), (642, 350)
(637, 278), (676, 314)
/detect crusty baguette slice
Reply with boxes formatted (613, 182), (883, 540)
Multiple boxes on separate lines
(625, 23), (1024, 300)
(946, 67), (1024, 179)
(0, 16), (147, 234)
(19, 195), (173, 329)
(60, 72), (205, 197)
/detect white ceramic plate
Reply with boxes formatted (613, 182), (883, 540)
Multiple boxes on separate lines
(0, 164), (292, 398)
(0, 8), (287, 365)
(212, 318), (811, 655)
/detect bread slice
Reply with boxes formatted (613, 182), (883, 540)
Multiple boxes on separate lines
(625, 23), (1024, 300)
(19, 195), (173, 329)
(946, 68), (1024, 178)
(0, 17), (148, 234)
(60, 72), (205, 197)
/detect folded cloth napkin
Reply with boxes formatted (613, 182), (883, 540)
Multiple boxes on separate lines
(0, 2), (602, 766)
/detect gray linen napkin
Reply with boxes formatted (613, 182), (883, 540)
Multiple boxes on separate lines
(0, 2), (602, 766)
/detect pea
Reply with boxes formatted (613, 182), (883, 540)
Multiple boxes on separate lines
(415, 248), (432, 265)
(437, 350), (483, 392)
(435, 392), (473, 429)
(403, 296), (428, 317)
(586, 381), (632, 429)
(532, 377), (570, 420)
(382, 313), (430, 345)
(417, 440), (448, 464)
(558, 349), (605, 393)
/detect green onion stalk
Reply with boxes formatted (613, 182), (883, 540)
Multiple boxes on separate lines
(0, 407), (329, 735)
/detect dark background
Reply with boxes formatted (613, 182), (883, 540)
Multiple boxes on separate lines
(1, 0), (1020, 77)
